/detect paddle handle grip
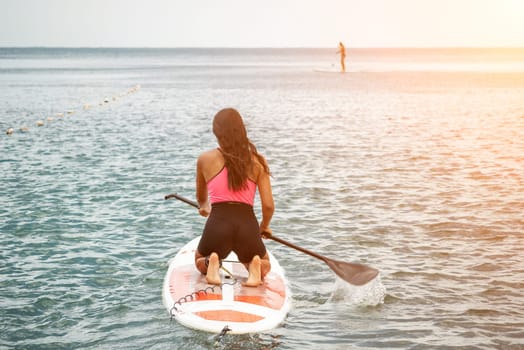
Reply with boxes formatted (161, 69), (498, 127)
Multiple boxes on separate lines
(165, 193), (199, 208)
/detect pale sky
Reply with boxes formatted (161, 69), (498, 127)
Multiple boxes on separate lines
(1, 0), (523, 47)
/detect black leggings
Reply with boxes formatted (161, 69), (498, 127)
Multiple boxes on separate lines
(197, 202), (266, 263)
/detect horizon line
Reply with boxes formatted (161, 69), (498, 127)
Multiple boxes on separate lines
(1, 45), (524, 50)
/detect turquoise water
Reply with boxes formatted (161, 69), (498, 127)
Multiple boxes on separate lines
(1, 48), (524, 349)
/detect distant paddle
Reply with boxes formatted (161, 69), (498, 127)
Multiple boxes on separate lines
(164, 193), (379, 286)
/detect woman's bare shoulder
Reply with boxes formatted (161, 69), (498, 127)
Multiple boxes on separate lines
(251, 153), (269, 180)
(253, 152), (268, 167)
(198, 149), (224, 180)
(198, 148), (221, 162)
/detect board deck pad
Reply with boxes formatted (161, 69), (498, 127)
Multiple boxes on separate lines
(162, 237), (291, 334)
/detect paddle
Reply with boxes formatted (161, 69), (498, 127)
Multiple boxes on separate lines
(164, 193), (379, 286)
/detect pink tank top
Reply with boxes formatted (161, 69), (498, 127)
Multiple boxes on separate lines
(207, 167), (256, 206)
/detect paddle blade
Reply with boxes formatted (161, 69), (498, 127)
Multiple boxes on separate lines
(325, 258), (379, 286)
(266, 234), (379, 286)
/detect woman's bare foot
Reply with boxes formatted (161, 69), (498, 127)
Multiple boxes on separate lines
(243, 255), (262, 287)
(206, 253), (221, 285)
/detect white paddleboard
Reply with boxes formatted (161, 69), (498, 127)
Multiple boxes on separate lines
(162, 236), (291, 334)
(313, 68), (348, 73)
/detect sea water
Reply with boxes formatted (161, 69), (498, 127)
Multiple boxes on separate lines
(1, 48), (523, 349)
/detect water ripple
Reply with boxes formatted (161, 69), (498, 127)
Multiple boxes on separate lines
(2, 51), (524, 349)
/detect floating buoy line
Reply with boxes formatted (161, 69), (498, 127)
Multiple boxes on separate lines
(4, 85), (141, 137)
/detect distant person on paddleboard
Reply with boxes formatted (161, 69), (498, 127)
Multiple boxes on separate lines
(336, 42), (346, 72)
(194, 108), (274, 287)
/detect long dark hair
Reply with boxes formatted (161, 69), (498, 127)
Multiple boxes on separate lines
(212, 108), (269, 190)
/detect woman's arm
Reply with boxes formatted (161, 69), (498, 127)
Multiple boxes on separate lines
(196, 155), (211, 217)
(257, 167), (274, 234)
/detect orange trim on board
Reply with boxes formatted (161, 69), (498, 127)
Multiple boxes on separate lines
(195, 309), (264, 323)
(195, 293), (221, 301)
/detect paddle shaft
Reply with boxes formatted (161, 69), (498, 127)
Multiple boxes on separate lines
(165, 193), (343, 263)
(164, 192), (379, 285)
(263, 233), (327, 262)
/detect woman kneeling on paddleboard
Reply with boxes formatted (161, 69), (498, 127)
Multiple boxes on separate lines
(195, 108), (274, 287)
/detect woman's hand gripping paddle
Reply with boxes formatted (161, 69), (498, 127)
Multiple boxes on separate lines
(165, 193), (379, 286)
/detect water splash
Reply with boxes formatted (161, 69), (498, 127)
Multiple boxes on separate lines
(329, 274), (386, 306)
